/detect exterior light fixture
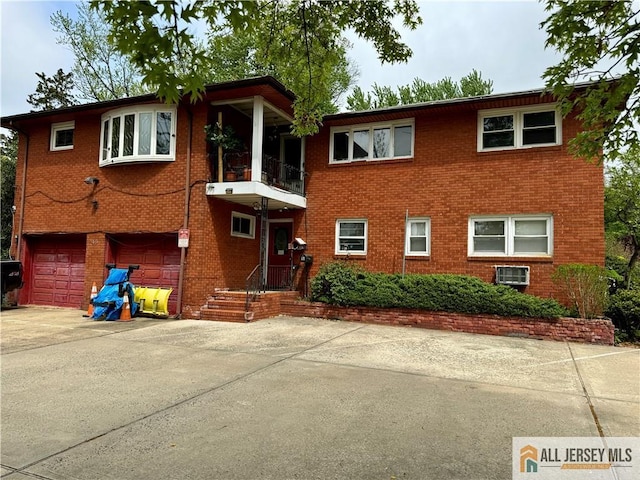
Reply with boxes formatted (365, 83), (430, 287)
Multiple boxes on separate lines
(84, 176), (100, 185)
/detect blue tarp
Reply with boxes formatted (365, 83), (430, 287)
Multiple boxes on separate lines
(91, 268), (138, 321)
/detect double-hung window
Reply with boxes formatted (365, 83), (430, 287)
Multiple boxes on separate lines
(469, 216), (552, 256)
(478, 105), (560, 151)
(231, 212), (255, 239)
(405, 218), (430, 256)
(100, 106), (176, 166)
(330, 119), (414, 163)
(335, 219), (367, 254)
(50, 121), (74, 151)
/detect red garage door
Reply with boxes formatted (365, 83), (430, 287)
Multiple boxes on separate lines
(28, 236), (86, 308)
(111, 234), (180, 315)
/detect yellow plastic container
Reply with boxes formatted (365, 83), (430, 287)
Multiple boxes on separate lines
(134, 286), (173, 318)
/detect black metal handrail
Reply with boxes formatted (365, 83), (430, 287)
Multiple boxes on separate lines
(266, 265), (293, 291)
(245, 263), (263, 312)
(261, 155), (305, 195)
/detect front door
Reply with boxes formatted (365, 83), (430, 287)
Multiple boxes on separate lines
(267, 221), (293, 290)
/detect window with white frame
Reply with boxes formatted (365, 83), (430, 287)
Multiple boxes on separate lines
(468, 216), (553, 256)
(231, 212), (255, 239)
(478, 105), (560, 151)
(50, 121), (74, 151)
(99, 105), (176, 165)
(405, 217), (430, 256)
(335, 219), (367, 254)
(330, 119), (414, 163)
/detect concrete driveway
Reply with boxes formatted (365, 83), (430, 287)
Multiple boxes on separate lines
(1, 306), (638, 480)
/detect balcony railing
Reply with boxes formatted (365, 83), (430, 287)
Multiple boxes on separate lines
(210, 152), (304, 196)
(261, 155), (304, 196)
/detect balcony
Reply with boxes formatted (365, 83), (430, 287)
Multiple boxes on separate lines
(205, 96), (306, 210)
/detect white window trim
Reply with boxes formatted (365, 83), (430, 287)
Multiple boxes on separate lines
(231, 211), (256, 239)
(50, 121), (75, 151)
(329, 118), (414, 164)
(468, 215), (553, 257)
(99, 105), (177, 166)
(335, 219), (368, 255)
(405, 217), (431, 256)
(477, 104), (561, 152)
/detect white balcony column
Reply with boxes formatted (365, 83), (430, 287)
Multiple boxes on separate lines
(251, 96), (264, 182)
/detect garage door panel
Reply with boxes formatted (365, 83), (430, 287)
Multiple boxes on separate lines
(142, 269), (161, 280)
(54, 279), (70, 289)
(33, 265), (56, 276)
(34, 253), (56, 263)
(117, 253), (141, 265)
(163, 269), (180, 281)
(33, 278), (55, 289)
(164, 253), (181, 264)
(112, 235), (179, 315)
(32, 292), (54, 304)
(143, 252), (163, 264)
(29, 236), (86, 308)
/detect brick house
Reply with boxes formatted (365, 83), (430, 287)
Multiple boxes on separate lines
(1, 76), (604, 318)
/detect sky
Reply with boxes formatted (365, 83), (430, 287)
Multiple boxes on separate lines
(0, 0), (561, 118)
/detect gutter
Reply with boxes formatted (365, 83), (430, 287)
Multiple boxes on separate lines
(6, 123), (29, 262)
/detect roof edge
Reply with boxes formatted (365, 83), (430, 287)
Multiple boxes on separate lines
(1, 76), (293, 128)
(324, 79), (611, 121)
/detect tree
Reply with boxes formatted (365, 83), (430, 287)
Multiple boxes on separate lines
(92, 0), (422, 135)
(605, 147), (640, 289)
(542, 0), (639, 164)
(205, 21), (357, 115)
(26, 69), (76, 111)
(1, 132), (18, 259)
(51, 2), (149, 102)
(346, 69), (493, 111)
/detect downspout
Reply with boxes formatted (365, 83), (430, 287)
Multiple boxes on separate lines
(13, 124), (29, 262)
(176, 106), (193, 317)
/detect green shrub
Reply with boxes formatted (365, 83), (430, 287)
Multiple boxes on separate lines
(311, 262), (568, 319)
(606, 289), (640, 340)
(310, 261), (363, 306)
(551, 264), (609, 319)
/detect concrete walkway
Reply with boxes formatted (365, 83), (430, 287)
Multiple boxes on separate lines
(1, 306), (638, 480)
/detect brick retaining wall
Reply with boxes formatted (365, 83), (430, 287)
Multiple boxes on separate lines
(280, 299), (614, 345)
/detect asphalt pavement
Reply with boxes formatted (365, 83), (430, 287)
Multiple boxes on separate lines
(1, 306), (638, 479)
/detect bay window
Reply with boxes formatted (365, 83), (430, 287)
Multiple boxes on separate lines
(100, 106), (176, 165)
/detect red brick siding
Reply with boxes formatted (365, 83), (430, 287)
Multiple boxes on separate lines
(302, 107), (604, 302)
(9, 87), (604, 313)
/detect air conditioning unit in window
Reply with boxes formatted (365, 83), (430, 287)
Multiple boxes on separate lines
(495, 265), (530, 286)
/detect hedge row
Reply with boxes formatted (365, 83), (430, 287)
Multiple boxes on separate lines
(310, 262), (569, 319)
